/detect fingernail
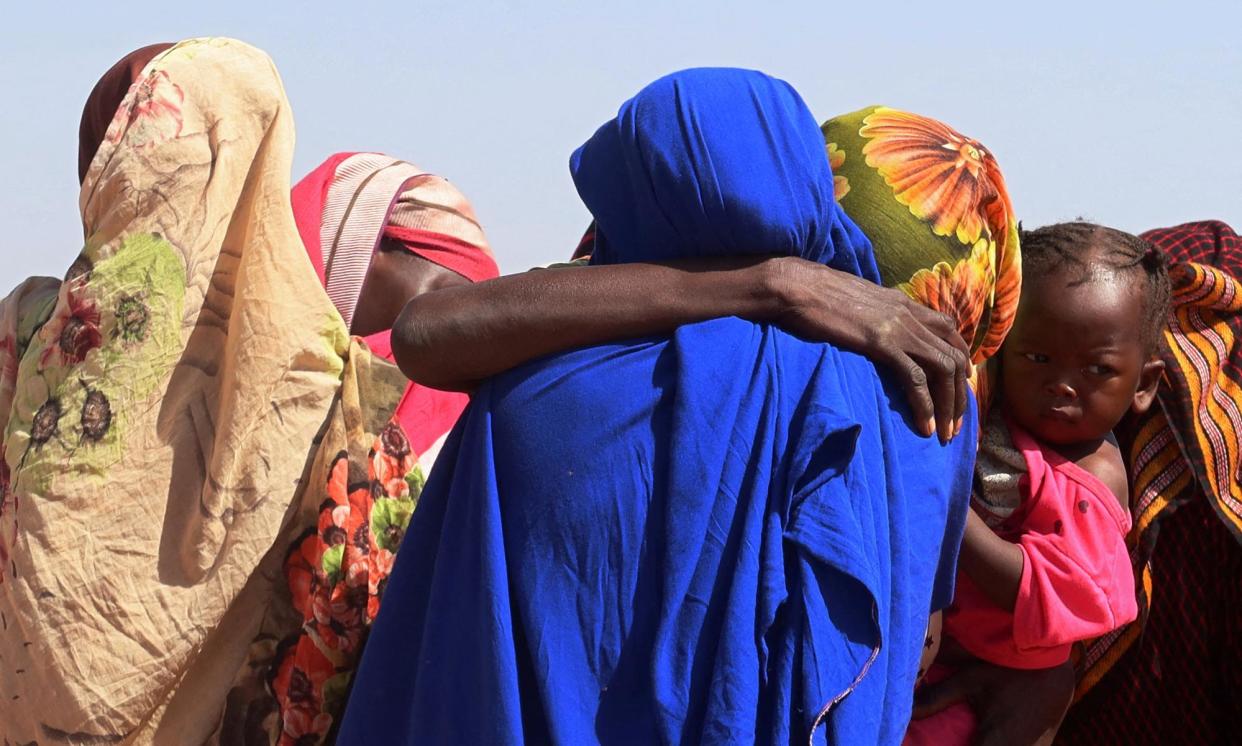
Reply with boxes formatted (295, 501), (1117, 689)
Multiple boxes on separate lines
(924, 417), (936, 438)
(953, 416), (963, 438)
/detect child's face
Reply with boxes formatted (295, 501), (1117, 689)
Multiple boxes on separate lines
(1000, 270), (1153, 446)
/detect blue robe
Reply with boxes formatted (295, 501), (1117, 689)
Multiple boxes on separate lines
(339, 68), (975, 745)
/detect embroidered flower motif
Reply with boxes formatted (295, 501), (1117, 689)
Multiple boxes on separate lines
(285, 529), (322, 620)
(321, 516), (348, 549)
(350, 519), (369, 552)
(303, 453), (375, 656)
(107, 69), (185, 150)
(826, 142), (850, 201)
(368, 547), (396, 618)
(30, 397), (63, 446)
(320, 457), (370, 565)
(273, 418), (423, 742)
(78, 385), (113, 443)
(405, 463), (426, 498)
(380, 421), (410, 459)
(313, 592), (366, 654)
(371, 547), (395, 579)
(373, 421), (415, 498)
(113, 293), (151, 344)
(280, 704), (334, 746)
(271, 639), (335, 746)
(370, 496), (413, 555)
(318, 672), (354, 725)
(276, 656), (322, 708)
(39, 287), (102, 370)
(860, 107), (1013, 250)
(344, 554), (369, 590)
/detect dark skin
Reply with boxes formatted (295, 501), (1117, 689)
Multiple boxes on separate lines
(391, 255), (972, 442)
(350, 238), (474, 338)
(913, 260), (1165, 743)
(913, 653), (1077, 746)
(957, 267), (1163, 611)
(380, 248), (1076, 741)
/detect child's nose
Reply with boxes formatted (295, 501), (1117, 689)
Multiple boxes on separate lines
(1045, 379), (1077, 400)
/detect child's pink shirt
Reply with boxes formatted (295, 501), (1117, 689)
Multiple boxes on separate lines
(942, 418), (1138, 669)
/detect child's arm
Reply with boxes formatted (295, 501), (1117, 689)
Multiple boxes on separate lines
(957, 510), (1025, 612)
(956, 434), (1129, 615)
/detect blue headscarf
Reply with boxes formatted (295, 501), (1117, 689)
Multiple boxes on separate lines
(339, 69), (973, 745)
(575, 67), (877, 280)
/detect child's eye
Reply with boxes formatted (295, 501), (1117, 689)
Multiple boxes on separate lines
(1086, 364), (1115, 376)
(1022, 352), (1049, 363)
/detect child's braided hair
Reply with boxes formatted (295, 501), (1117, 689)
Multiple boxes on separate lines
(1018, 221), (1171, 354)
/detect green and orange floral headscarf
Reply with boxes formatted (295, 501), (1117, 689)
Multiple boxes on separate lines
(823, 106), (1021, 367)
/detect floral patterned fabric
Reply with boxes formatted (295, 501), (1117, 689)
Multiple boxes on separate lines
(0, 277), (60, 576)
(217, 341), (414, 746)
(822, 107), (1021, 367)
(0, 38), (417, 745)
(77, 43), (174, 184)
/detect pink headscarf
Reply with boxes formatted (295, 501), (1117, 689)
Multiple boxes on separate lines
(291, 152), (498, 327)
(291, 152), (500, 462)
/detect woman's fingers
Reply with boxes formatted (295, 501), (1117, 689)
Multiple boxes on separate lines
(910, 302), (970, 357)
(930, 341), (960, 443)
(953, 352), (969, 437)
(935, 332), (970, 439)
(890, 313), (965, 442)
(788, 269), (973, 439)
(880, 348), (936, 438)
(905, 299), (971, 436)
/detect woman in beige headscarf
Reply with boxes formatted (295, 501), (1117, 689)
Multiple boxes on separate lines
(0, 38), (420, 744)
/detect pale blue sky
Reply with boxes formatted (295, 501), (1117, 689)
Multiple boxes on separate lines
(2, 1), (1239, 292)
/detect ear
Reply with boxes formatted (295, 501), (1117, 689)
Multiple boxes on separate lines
(1130, 358), (1165, 415)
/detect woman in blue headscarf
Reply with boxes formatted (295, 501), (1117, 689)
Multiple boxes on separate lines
(337, 69), (978, 745)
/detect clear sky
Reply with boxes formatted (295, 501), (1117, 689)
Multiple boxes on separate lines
(2, 1), (1239, 292)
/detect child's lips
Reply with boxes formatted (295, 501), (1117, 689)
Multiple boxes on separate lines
(1042, 406), (1078, 423)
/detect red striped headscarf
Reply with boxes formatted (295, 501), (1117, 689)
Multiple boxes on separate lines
(291, 152), (499, 464)
(1073, 220), (1242, 704)
(291, 152), (498, 329)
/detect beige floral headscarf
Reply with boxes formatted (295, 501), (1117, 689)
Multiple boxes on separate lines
(0, 38), (352, 742)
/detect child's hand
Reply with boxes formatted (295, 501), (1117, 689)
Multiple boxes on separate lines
(911, 658), (1075, 746)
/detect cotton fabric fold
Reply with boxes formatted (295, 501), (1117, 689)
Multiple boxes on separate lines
(340, 68), (980, 745)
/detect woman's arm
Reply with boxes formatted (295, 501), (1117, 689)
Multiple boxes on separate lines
(391, 255), (972, 442)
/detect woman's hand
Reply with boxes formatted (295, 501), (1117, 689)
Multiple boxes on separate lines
(911, 657), (1076, 746)
(769, 257), (971, 442)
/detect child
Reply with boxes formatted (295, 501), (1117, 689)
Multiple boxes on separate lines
(906, 222), (1171, 744)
